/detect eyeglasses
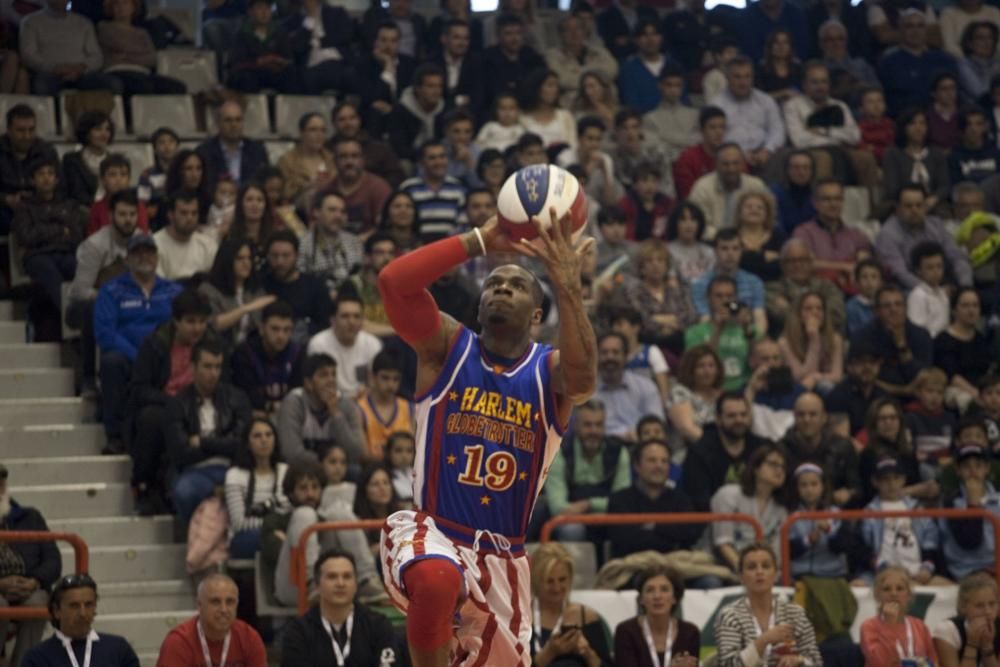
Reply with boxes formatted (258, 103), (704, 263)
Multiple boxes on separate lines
(55, 573), (97, 590)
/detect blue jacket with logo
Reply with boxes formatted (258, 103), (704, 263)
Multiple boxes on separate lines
(93, 272), (182, 361)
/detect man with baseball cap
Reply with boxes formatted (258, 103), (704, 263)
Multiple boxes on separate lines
(824, 340), (885, 436)
(22, 573), (140, 666)
(93, 233), (182, 454)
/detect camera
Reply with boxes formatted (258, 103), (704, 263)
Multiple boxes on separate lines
(727, 301), (745, 315)
(247, 498), (276, 518)
(765, 366), (794, 395)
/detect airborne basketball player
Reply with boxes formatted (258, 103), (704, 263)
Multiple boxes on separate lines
(377, 209), (597, 666)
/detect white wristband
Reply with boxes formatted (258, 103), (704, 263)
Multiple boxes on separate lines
(472, 227), (487, 257)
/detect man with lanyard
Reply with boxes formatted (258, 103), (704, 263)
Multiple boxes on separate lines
(156, 573), (267, 667)
(280, 548), (399, 666)
(22, 574), (139, 667)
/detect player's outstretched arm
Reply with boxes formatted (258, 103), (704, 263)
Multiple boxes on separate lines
(515, 208), (598, 414)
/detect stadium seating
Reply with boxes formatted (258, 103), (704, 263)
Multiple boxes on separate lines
(0, 95), (58, 139)
(155, 48), (220, 95)
(273, 94), (337, 139)
(130, 95), (201, 139)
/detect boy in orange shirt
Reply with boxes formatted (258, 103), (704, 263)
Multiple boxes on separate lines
(356, 350), (414, 462)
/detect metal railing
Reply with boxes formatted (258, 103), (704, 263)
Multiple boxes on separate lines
(0, 531), (89, 620)
(292, 520), (384, 614)
(540, 512), (765, 543)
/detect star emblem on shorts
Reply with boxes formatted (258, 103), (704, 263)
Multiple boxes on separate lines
(447, 455), (457, 464)
(449, 391), (458, 401)
(480, 495), (491, 506)
(518, 472), (528, 481)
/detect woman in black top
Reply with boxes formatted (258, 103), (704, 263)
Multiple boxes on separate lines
(757, 30), (802, 103)
(935, 287), (992, 411)
(62, 110), (114, 206)
(858, 397), (937, 504)
(614, 565), (699, 667)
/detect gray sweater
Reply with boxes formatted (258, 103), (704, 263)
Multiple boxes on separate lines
(276, 387), (364, 465)
(68, 225), (127, 303)
(19, 8), (102, 74)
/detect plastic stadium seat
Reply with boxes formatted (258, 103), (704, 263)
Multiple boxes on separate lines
(58, 93), (127, 139)
(273, 95), (336, 138)
(131, 95), (200, 138)
(253, 553), (296, 617)
(0, 95), (58, 139)
(145, 6), (196, 42)
(156, 48), (219, 94)
(205, 94), (271, 137)
(52, 143), (76, 160)
(112, 142), (154, 185)
(265, 140), (294, 165)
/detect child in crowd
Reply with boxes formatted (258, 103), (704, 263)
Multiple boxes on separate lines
(845, 258), (883, 338)
(940, 431), (1000, 581)
(905, 367), (958, 467)
(788, 463), (851, 579)
(594, 204), (636, 275)
(475, 92), (524, 153)
(319, 443), (356, 513)
(968, 375), (1000, 453)
(443, 109), (482, 188)
(609, 305), (669, 404)
(207, 176), (236, 238)
(932, 573), (1000, 664)
(857, 87), (894, 164)
(385, 431), (415, 509)
(860, 566), (940, 664)
(861, 457), (941, 584)
(666, 202), (714, 285)
(356, 350), (414, 464)
(87, 155), (149, 236)
(137, 126), (179, 217)
(907, 241), (950, 337)
(616, 162), (673, 241)
(938, 414), (1000, 498)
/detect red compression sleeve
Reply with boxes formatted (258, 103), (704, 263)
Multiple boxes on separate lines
(377, 235), (471, 344)
(402, 559), (463, 650)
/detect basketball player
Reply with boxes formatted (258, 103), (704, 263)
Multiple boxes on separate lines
(377, 209), (597, 666)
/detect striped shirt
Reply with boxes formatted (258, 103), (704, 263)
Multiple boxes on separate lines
(400, 175), (467, 241)
(714, 596), (822, 667)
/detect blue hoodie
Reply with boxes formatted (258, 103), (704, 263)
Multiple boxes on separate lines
(788, 504), (850, 579)
(93, 272), (182, 361)
(941, 483), (1000, 580)
(861, 496), (940, 578)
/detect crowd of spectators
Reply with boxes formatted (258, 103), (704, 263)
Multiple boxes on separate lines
(5, 0), (1000, 662)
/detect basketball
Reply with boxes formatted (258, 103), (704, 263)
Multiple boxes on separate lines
(496, 164), (588, 243)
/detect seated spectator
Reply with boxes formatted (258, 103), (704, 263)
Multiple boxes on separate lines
(280, 548), (399, 665)
(319, 443), (356, 512)
(400, 140), (467, 243)
(165, 339), (251, 524)
(347, 233), (396, 337)
(88, 155), (150, 236)
(330, 101), (405, 189)
(284, 0), (355, 96)
(714, 542), (822, 665)
(514, 131), (548, 170)
(932, 572), (1000, 664)
(197, 101), (269, 190)
(845, 258), (883, 338)
(200, 238), (274, 349)
(769, 151), (817, 236)
(263, 230), (334, 341)
(819, 19), (880, 103)
(156, 573), (267, 666)
(0, 463), (61, 666)
(968, 375), (1000, 453)
(596, 0), (656, 60)
(609, 306), (669, 401)
(618, 20), (670, 114)
(19, 0), (118, 95)
(682, 392), (767, 511)
(231, 300), (302, 418)
(782, 392), (860, 506)
(13, 154), (84, 320)
(907, 241), (951, 337)
(361, 0), (427, 58)
(616, 161), (672, 240)
(153, 191), (219, 281)
(277, 112), (335, 209)
(529, 543), (612, 666)
(957, 21), (1000, 102)
(711, 443), (790, 569)
(308, 292), (383, 400)
(482, 14), (545, 109)
(0, 105), (58, 234)
(860, 566), (940, 661)
(825, 339), (885, 437)
(710, 56), (787, 174)
(935, 287), (991, 411)
(226, 183), (278, 271)
(685, 275), (760, 391)
(385, 64), (446, 163)
(929, 72), (963, 152)
(787, 463), (852, 580)
(949, 107), (1000, 185)
(643, 66), (697, 164)
(277, 353), (364, 465)
(877, 9), (957, 115)
(519, 68), (577, 153)
(745, 337), (804, 441)
(673, 106), (727, 201)
(155, 149), (213, 230)
(558, 116), (619, 209)
(667, 345), (723, 449)
(792, 178), (872, 290)
(546, 14), (617, 109)
(543, 399), (630, 541)
(736, 190), (785, 282)
(96, 0), (185, 97)
(62, 110), (113, 207)
(612, 108), (673, 200)
(758, 30), (802, 104)
(476, 93), (525, 155)
(692, 228), (768, 334)
(593, 205), (635, 275)
(435, 18), (486, 120)
(859, 397), (934, 504)
(384, 431), (414, 508)
(325, 137), (392, 237)
(905, 367), (957, 466)
(22, 573), (139, 667)
(356, 351), (413, 462)
(441, 109), (482, 189)
(856, 285), (933, 397)
(857, 88), (894, 164)
(594, 332), (664, 442)
(225, 0), (295, 93)
(689, 143), (769, 238)
(778, 291), (844, 393)
(607, 439), (701, 559)
(353, 463), (399, 554)
(765, 238), (846, 334)
(207, 174), (237, 240)
(941, 0), (1000, 58)
(666, 202), (713, 285)
(224, 418), (289, 558)
(614, 565), (700, 666)
(882, 108), (951, 217)
(940, 433), (1000, 581)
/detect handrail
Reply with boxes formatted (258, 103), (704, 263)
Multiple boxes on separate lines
(779, 508), (1000, 585)
(292, 520), (384, 614)
(540, 512), (765, 544)
(0, 531), (89, 620)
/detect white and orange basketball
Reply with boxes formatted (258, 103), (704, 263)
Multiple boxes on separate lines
(496, 164), (588, 243)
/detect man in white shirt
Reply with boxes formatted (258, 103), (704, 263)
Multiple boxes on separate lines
(153, 190), (218, 281)
(306, 291), (383, 399)
(688, 143), (769, 238)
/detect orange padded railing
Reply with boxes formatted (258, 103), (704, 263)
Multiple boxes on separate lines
(780, 508), (1000, 585)
(540, 512), (765, 543)
(292, 520), (384, 614)
(0, 531), (89, 619)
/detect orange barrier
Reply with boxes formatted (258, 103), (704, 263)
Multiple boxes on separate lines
(292, 520), (384, 614)
(540, 512), (765, 544)
(0, 531), (89, 620)
(780, 508), (1000, 585)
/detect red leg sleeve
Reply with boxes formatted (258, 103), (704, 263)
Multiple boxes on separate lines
(402, 559), (464, 650)
(377, 235), (470, 345)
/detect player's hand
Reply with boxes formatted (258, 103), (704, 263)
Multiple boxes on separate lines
(476, 216), (520, 254)
(514, 207), (594, 293)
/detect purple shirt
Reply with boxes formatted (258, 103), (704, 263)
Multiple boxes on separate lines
(792, 218), (871, 263)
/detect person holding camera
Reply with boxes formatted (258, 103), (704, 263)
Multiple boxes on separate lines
(224, 418), (291, 559)
(684, 274), (762, 391)
(744, 337), (805, 441)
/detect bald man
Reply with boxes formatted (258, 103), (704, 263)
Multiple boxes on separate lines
(156, 574), (267, 667)
(781, 391), (861, 507)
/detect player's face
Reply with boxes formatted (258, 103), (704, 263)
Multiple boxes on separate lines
(479, 265), (540, 330)
(318, 556), (357, 607)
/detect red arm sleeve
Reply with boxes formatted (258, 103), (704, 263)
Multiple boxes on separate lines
(377, 235), (471, 345)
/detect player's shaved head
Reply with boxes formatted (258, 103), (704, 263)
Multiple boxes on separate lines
(486, 264), (544, 306)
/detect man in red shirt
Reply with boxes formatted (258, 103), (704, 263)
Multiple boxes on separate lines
(156, 573), (267, 667)
(324, 137), (392, 237)
(673, 106), (727, 199)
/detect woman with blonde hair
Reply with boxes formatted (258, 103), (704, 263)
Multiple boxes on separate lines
(735, 189), (785, 282)
(861, 565), (939, 665)
(572, 70), (620, 130)
(614, 565), (699, 667)
(778, 291), (844, 393)
(933, 572), (1000, 666)
(530, 543), (612, 667)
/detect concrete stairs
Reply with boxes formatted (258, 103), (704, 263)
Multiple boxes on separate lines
(1, 302), (195, 665)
